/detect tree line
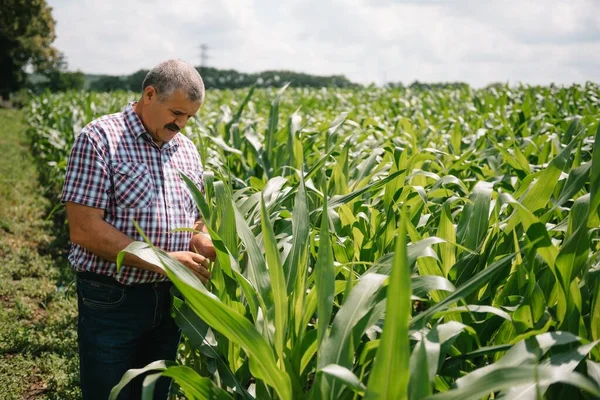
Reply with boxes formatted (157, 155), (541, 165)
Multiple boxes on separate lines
(86, 67), (359, 92)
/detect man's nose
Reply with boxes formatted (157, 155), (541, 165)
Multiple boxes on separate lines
(176, 116), (189, 128)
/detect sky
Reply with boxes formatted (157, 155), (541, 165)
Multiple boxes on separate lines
(47, 0), (600, 87)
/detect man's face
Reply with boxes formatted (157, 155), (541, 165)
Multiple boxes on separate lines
(142, 87), (201, 145)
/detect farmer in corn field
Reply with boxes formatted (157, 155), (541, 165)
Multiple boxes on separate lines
(61, 59), (215, 399)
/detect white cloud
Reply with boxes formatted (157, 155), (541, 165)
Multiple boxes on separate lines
(48, 0), (600, 87)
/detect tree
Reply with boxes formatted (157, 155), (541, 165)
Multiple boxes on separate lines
(125, 69), (149, 91)
(83, 67), (359, 93)
(41, 70), (85, 92)
(0, 0), (59, 98)
(40, 54), (85, 91)
(89, 75), (127, 92)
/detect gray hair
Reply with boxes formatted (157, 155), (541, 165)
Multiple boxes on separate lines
(142, 59), (205, 103)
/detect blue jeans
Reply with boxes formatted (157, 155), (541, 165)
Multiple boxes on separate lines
(76, 272), (181, 400)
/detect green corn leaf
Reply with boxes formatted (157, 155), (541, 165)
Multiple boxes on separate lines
(286, 170), (310, 296)
(456, 181), (492, 251)
(556, 194), (590, 292)
(319, 364), (366, 396)
(426, 365), (600, 400)
(264, 82), (290, 177)
(159, 366), (233, 400)
(260, 195), (288, 364)
(327, 169), (405, 210)
(588, 123), (600, 226)
(317, 274), (388, 399)
(179, 170), (211, 223)
(411, 254), (514, 331)
(233, 201), (274, 326)
(119, 241), (292, 400)
(365, 213), (410, 400)
(502, 341), (599, 399)
(110, 360), (174, 400)
(409, 338), (432, 400)
(225, 85), (255, 133)
(315, 186), (335, 349)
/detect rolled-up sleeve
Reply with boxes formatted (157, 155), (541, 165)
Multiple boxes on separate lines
(60, 127), (111, 209)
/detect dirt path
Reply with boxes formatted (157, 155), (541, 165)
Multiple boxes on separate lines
(0, 109), (80, 399)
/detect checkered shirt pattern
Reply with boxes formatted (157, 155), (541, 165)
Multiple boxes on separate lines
(61, 102), (204, 285)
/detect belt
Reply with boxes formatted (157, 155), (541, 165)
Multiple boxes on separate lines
(76, 271), (170, 288)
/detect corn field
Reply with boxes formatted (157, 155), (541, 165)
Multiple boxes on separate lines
(26, 83), (600, 399)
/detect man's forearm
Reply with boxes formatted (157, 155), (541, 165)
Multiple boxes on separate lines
(71, 216), (164, 275)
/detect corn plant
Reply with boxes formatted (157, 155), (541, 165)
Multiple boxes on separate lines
(27, 83), (600, 399)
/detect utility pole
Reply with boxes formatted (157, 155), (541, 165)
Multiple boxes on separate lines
(199, 44), (210, 68)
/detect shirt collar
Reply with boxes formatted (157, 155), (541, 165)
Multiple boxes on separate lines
(123, 102), (181, 150)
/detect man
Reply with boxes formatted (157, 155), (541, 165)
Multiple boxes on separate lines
(61, 59), (215, 399)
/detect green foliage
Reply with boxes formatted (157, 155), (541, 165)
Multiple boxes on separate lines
(26, 82), (600, 399)
(0, 0), (60, 97)
(89, 75), (130, 92)
(199, 67), (358, 89)
(86, 67), (358, 92)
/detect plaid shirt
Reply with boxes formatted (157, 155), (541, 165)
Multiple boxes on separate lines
(61, 102), (204, 285)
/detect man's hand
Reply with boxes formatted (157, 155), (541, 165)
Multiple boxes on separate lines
(168, 251), (211, 284)
(190, 232), (216, 261)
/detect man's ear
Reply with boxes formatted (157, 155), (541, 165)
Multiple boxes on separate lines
(143, 86), (157, 104)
